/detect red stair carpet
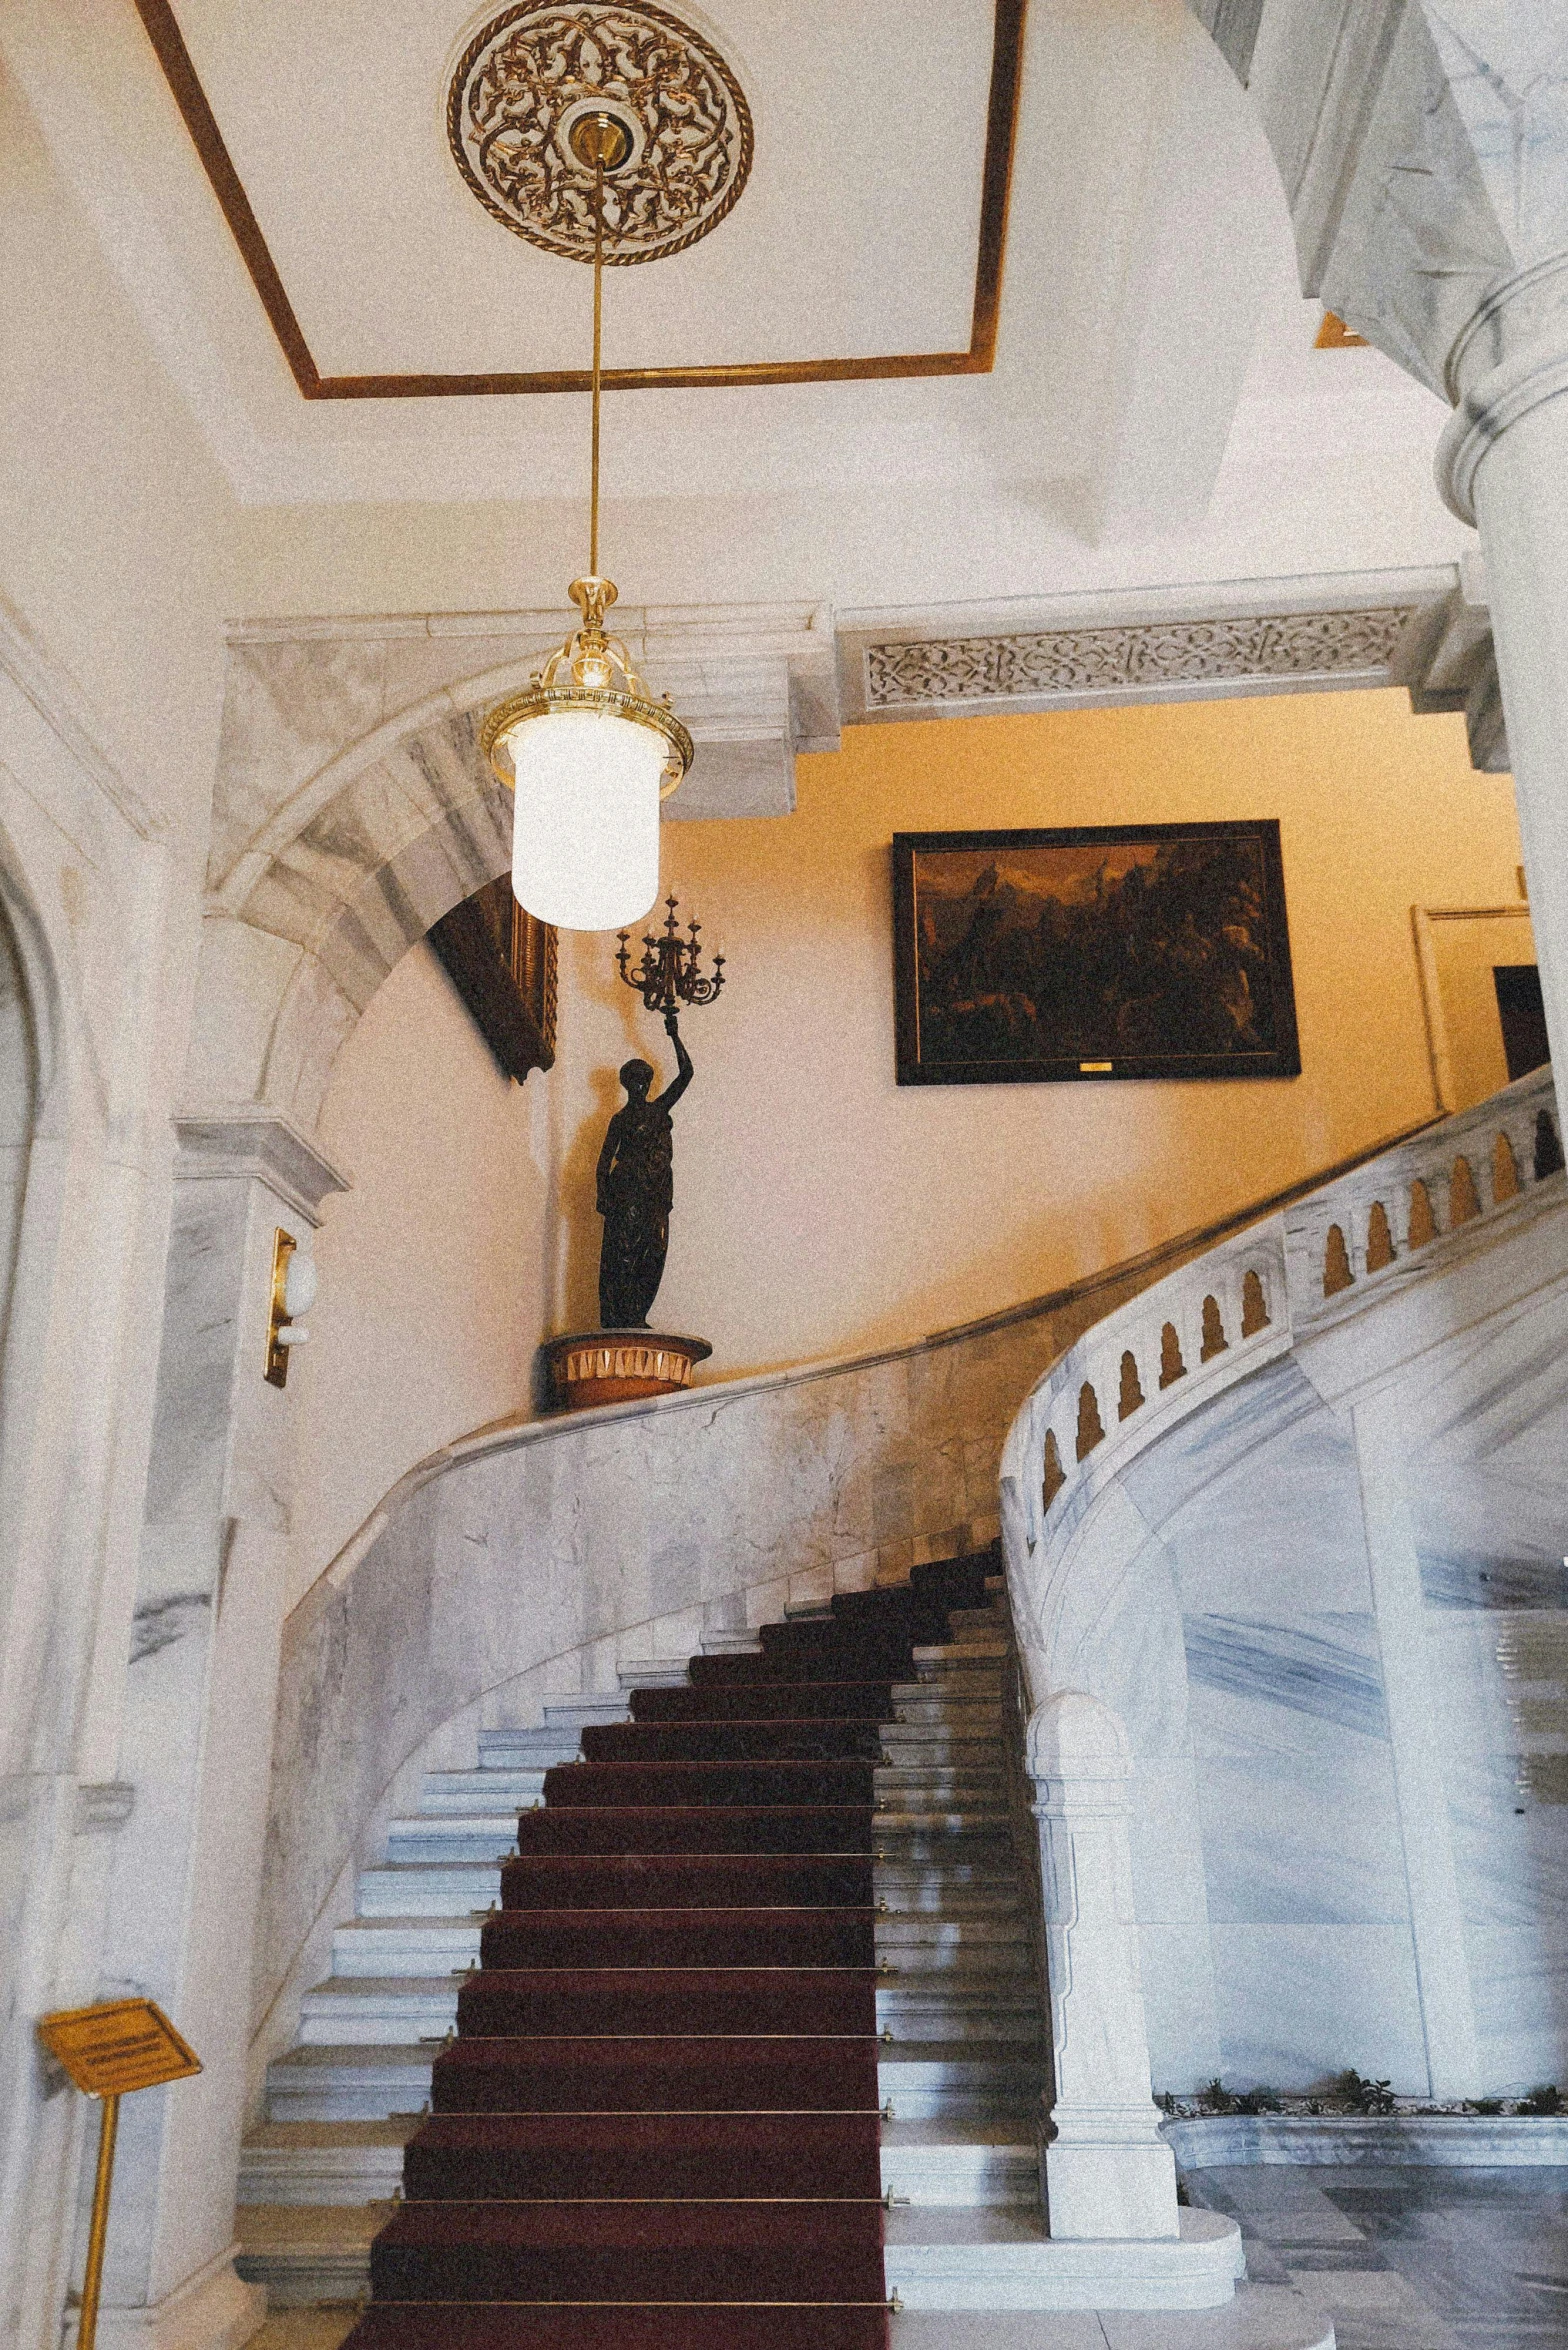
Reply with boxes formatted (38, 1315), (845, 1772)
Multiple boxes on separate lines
(342, 1548), (993, 2350)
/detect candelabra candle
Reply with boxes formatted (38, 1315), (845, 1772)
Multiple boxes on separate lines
(615, 895), (726, 1017)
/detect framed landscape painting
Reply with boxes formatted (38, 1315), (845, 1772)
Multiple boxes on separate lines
(892, 820), (1301, 1086)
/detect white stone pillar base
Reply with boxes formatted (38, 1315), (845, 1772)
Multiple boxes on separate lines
(89, 2248), (264, 2350)
(1044, 2136), (1180, 2243)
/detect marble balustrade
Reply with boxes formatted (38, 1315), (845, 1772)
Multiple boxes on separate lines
(1003, 1062), (1568, 2107)
(250, 1164), (1360, 2106)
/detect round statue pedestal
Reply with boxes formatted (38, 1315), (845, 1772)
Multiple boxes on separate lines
(541, 1329), (713, 1413)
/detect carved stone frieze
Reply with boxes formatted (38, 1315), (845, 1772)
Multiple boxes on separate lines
(862, 605), (1422, 711)
(447, 2), (752, 264)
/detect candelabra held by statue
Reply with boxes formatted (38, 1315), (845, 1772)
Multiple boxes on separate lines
(541, 898), (725, 1413)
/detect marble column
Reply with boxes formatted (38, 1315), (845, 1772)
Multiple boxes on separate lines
(1229, 1), (1568, 1073)
(1438, 260), (1568, 1079)
(93, 1113), (346, 2350)
(1027, 1691), (1179, 2242)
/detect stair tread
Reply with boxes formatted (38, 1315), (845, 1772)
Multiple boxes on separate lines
(246, 2120), (420, 2148)
(273, 2044), (437, 2071)
(884, 2207), (1048, 2246)
(880, 2118), (1035, 2148)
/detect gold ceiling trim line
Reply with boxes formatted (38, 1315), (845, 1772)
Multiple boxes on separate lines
(129, 0), (1026, 401)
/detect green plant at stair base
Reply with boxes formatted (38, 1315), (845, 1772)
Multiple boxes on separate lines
(1518, 2084), (1562, 2115)
(1335, 2070), (1397, 2114)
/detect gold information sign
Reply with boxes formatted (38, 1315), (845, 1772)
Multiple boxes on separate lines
(36, 2000), (201, 2350)
(38, 1998), (201, 2096)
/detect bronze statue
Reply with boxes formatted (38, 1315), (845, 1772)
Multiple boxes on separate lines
(596, 1009), (693, 1329)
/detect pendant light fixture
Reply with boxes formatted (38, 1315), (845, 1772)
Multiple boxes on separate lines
(481, 112), (693, 932)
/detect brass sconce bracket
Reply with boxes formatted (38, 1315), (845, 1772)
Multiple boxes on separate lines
(265, 1229), (297, 1388)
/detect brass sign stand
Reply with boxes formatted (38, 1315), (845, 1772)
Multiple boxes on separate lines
(36, 1998), (202, 2350)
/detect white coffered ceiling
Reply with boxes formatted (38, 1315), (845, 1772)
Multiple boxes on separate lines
(166, 0), (998, 380)
(0, 0), (1458, 586)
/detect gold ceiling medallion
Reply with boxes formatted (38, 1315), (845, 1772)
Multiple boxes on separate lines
(447, 2), (753, 266)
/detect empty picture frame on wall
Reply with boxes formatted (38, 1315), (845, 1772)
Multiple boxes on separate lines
(892, 820), (1301, 1086)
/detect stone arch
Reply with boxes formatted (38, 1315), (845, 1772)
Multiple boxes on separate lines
(191, 698), (514, 1131)
(0, 824), (50, 1511)
(194, 604), (817, 1130)
(0, 890), (38, 1365)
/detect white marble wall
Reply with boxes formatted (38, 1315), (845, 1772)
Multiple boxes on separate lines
(1004, 1068), (1568, 2101)
(1122, 1359), (1428, 2093)
(0, 652), (207, 2349)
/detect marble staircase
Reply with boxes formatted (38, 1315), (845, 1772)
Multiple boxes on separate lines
(237, 1576), (1049, 2309)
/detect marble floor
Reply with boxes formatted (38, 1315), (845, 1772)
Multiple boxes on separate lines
(1186, 2162), (1568, 2350)
(248, 2165), (1568, 2350)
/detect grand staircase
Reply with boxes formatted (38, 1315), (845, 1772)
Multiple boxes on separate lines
(239, 1549), (1048, 2340)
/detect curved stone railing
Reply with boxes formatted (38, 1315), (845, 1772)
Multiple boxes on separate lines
(1001, 1064), (1564, 1694)
(253, 1084), (1559, 2100)
(252, 1202), (1270, 2088)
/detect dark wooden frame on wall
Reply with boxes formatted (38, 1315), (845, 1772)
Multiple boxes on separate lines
(892, 820), (1302, 1087)
(429, 879), (557, 1084)
(128, 0), (1024, 400)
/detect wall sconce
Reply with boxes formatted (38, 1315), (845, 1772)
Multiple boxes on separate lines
(264, 1230), (318, 1389)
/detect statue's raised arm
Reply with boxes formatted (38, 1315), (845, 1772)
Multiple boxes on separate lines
(657, 1008), (694, 1111)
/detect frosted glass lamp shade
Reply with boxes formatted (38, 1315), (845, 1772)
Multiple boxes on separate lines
(503, 708), (665, 931)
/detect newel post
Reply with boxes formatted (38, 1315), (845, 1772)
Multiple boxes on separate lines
(1026, 1690), (1178, 2240)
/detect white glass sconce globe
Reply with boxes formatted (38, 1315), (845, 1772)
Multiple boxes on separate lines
(501, 708), (666, 932)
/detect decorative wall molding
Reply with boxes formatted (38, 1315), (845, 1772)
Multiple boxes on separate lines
(861, 605), (1419, 713)
(174, 1109), (351, 1225)
(0, 591), (165, 842)
(1390, 555), (1509, 772)
(838, 564), (1508, 769)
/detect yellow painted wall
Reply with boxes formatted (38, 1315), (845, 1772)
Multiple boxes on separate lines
(286, 943), (559, 1606)
(555, 688), (1523, 1374)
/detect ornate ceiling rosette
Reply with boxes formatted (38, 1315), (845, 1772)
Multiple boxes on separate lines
(447, 2), (754, 265)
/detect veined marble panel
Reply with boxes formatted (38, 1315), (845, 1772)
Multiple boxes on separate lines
(1062, 1529), (1192, 1762)
(1184, 1616), (1405, 1931)
(1140, 1922), (1224, 2096)
(1419, 1616), (1523, 1767)
(1208, 1924), (1429, 2095)
(1412, 1454), (1568, 1612)
(1184, 1616), (1390, 1743)
(1190, 1735), (1407, 1930)
(1461, 1921), (1568, 2093)
(1122, 1361), (1376, 1617)
(1130, 1761), (1217, 1929)
(1442, 1751), (1568, 1929)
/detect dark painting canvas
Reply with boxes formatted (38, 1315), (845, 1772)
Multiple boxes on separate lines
(893, 821), (1300, 1085)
